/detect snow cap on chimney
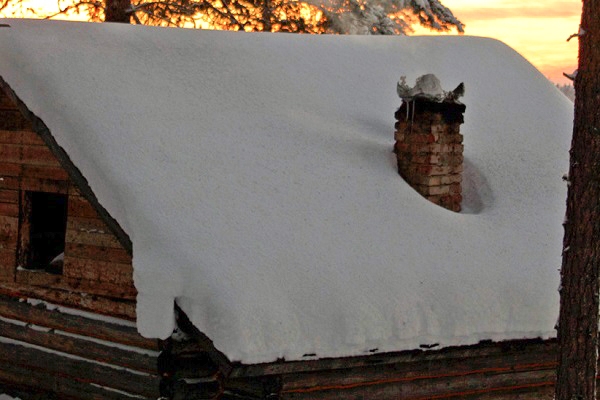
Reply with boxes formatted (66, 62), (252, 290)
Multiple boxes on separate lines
(394, 74), (466, 212)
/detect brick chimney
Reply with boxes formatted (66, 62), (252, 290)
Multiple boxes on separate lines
(394, 78), (466, 212)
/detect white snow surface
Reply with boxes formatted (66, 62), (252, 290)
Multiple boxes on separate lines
(0, 19), (573, 364)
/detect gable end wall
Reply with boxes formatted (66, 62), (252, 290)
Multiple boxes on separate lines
(0, 82), (137, 320)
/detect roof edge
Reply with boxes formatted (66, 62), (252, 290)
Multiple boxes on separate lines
(0, 75), (133, 255)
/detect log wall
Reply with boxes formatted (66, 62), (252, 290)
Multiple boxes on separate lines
(225, 339), (561, 400)
(0, 88), (137, 319)
(0, 294), (161, 399)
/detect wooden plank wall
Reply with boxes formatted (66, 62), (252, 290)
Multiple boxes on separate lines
(0, 88), (137, 319)
(0, 294), (161, 399)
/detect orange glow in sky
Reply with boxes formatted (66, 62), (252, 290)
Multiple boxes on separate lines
(416, 0), (581, 84)
(2, 0), (581, 84)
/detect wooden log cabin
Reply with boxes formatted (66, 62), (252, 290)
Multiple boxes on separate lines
(0, 19), (575, 400)
(0, 82), (162, 398)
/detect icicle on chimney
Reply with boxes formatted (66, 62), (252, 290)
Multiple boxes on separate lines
(394, 74), (466, 212)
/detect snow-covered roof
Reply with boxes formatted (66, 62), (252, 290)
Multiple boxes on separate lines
(0, 19), (572, 364)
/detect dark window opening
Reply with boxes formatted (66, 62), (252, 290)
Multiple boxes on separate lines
(19, 192), (68, 274)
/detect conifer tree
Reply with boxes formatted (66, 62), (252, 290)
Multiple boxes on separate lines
(0, 0), (463, 34)
(556, 0), (600, 398)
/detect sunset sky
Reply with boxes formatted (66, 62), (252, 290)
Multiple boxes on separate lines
(424, 0), (582, 84)
(1, 0), (582, 84)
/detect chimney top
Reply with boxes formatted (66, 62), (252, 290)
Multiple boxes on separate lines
(394, 75), (465, 212)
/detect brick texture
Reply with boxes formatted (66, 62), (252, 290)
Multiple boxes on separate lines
(394, 98), (465, 212)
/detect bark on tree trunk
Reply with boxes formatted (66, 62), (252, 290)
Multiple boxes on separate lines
(556, 1), (600, 399)
(105, 0), (131, 23)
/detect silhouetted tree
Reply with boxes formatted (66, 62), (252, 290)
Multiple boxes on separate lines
(0, 0), (463, 34)
(105, 0), (131, 22)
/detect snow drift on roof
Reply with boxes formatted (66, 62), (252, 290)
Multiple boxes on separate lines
(0, 19), (572, 364)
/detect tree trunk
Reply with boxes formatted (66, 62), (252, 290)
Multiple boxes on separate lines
(555, 1), (600, 399)
(105, 0), (131, 23)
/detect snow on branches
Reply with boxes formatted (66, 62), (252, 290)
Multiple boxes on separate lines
(0, 0), (463, 35)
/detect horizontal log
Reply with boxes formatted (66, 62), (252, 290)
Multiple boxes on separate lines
(0, 202), (18, 217)
(0, 92), (16, 107)
(0, 318), (158, 373)
(0, 284), (138, 323)
(160, 352), (220, 379)
(0, 130), (44, 145)
(280, 350), (556, 393)
(67, 195), (100, 219)
(471, 386), (555, 399)
(0, 110), (31, 131)
(21, 164), (70, 181)
(173, 379), (222, 399)
(21, 176), (69, 193)
(0, 360), (151, 400)
(280, 340), (557, 392)
(62, 277), (136, 299)
(65, 242), (132, 264)
(66, 228), (123, 249)
(223, 377), (269, 399)
(0, 175), (69, 193)
(0, 339), (160, 398)
(67, 216), (110, 232)
(281, 368), (555, 400)
(15, 269), (62, 286)
(0, 292), (156, 349)
(0, 176), (18, 190)
(63, 256), (133, 286)
(232, 339), (555, 378)
(0, 189), (18, 203)
(12, 263), (134, 300)
(0, 143), (60, 166)
(0, 162), (21, 177)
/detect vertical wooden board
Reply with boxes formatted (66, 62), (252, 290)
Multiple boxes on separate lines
(16, 191), (29, 269)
